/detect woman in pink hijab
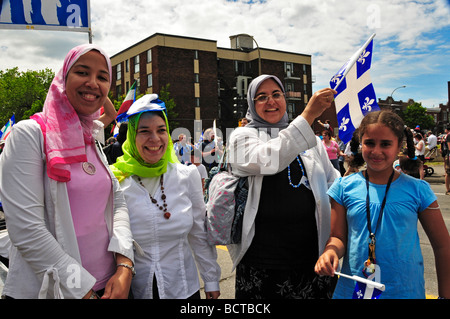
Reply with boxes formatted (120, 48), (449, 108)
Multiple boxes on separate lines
(0, 44), (135, 299)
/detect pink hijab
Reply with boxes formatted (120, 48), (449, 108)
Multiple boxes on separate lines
(31, 44), (112, 182)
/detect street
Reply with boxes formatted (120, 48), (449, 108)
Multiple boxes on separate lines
(202, 162), (450, 299)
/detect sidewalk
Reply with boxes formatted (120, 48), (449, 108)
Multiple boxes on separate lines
(424, 161), (445, 184)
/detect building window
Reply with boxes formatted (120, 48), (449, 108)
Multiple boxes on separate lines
(125, 59), (129, 73)
(116, 63), (122, 81)
(195, 98), (200, 107)
(194, 50), (199, 60)
(147, 49), (152, 63)
(136, 79), (140, 92)
(134, 55), (140, 74)
(235, 61), (246, 75)
(285, 82), (294, 92)
(285, 62), (294, 77)
(287, 103), (295, 120)
(147, 74), (152, 88)
(194, 73), (199, 83)
(116, 84), (122, 98)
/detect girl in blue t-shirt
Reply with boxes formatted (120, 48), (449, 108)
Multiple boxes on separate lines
(315, 110), (450, 299)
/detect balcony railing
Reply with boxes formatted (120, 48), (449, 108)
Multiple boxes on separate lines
(285, 91), (301, 99)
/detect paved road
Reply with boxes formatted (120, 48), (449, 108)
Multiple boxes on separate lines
(202, 163), (450, 299)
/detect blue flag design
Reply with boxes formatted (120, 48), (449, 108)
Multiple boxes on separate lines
(330, 34), (379, 143)
(352, 281), (383, 299)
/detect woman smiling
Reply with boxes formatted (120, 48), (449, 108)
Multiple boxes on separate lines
(111, 94), (221, 299)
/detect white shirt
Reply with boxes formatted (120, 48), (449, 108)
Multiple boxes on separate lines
(173, 142), (193, 164)
(226, 115), (340, 270)
(0, 120), (134, 299)
(120, 163), (220, 299)
(415, 139), (425, 156)
(427, 134), (437, 149)
(195, 163), (208, 180)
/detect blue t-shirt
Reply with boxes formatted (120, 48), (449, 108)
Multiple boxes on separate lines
(328, 172), (436, 299)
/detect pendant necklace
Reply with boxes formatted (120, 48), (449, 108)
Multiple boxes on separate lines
(137, 175), (171, 220)
(82, 162), (96, 175)
(287, 155), (310, 189)
(363, 169), (394, 277)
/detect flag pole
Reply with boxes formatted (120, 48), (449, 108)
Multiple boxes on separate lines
(335, 271), (385, 291)
(333, 33), (376, 91)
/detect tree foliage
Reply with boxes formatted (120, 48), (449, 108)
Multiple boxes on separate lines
(0, 68), (54, 125)
(401, 102), (435, 130)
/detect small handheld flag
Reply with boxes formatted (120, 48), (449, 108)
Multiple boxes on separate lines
(352, 281), (384, 299)
(330, 34), (379, 143)
(0, 115), (15, 142)
(116, 81), (137, 123)
(335, 270), (385, 299)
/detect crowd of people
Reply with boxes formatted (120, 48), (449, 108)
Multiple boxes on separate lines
(0, 44), (448, 300)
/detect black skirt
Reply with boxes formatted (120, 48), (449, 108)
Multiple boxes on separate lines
(235, 262), (337, 299)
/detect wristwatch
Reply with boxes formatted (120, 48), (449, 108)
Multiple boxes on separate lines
(117, 263), (136, 277)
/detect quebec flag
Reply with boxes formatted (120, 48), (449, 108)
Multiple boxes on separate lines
(330, 34), (379, 144)
(352, 281), (383, 299)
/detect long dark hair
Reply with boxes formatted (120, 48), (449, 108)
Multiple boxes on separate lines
(399, 127), (422, 178)
(348, 129), (365, 169)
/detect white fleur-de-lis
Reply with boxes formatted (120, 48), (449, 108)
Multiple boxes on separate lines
(356, 289), (363, 299)
(339, 117), (350, 132)
(330, 73), (342, 84)
(358, 49), (371, 65)
(362, 97), (375, 112)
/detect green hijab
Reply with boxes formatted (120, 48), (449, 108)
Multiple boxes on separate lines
(111, 111), (179, 182)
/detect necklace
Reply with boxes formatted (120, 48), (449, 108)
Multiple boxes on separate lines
(363, 169), (395, 276)
(137, 175), (171, 220)
(287, 155), (309, 189)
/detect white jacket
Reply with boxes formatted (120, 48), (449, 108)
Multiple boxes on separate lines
(120, 163), (221, 299)
(0, 120), (134, 299)
(226, 115), (340, 269)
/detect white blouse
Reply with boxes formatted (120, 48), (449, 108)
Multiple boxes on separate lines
(120, 162), (221, 299)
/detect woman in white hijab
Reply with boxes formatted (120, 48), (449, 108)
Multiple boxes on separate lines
(227, 74), (340, 299)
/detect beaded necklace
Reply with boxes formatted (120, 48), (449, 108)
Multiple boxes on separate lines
(137, 175), (171, 219)
(287, 155), (308, 188)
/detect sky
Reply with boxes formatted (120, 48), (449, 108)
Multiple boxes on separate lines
(1, 0), (449, 108)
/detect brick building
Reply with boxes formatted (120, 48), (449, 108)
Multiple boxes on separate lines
(110, 33), (313, 141)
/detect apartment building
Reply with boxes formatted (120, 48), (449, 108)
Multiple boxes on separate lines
(110, 33), (313, 140)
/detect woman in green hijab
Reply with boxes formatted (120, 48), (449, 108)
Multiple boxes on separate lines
(112, 94), (221, 299)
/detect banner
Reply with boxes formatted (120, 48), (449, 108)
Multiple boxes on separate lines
(0, 0), (90, 33)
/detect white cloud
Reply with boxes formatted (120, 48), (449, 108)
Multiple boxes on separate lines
(0, 0), (449, 106)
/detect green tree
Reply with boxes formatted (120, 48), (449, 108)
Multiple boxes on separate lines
(158, 83), (179, 130)
(0, 68), (54, 125)
(401, 102), (435, 130)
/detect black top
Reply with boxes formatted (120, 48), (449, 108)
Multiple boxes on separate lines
(242, 156), (318, 270)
